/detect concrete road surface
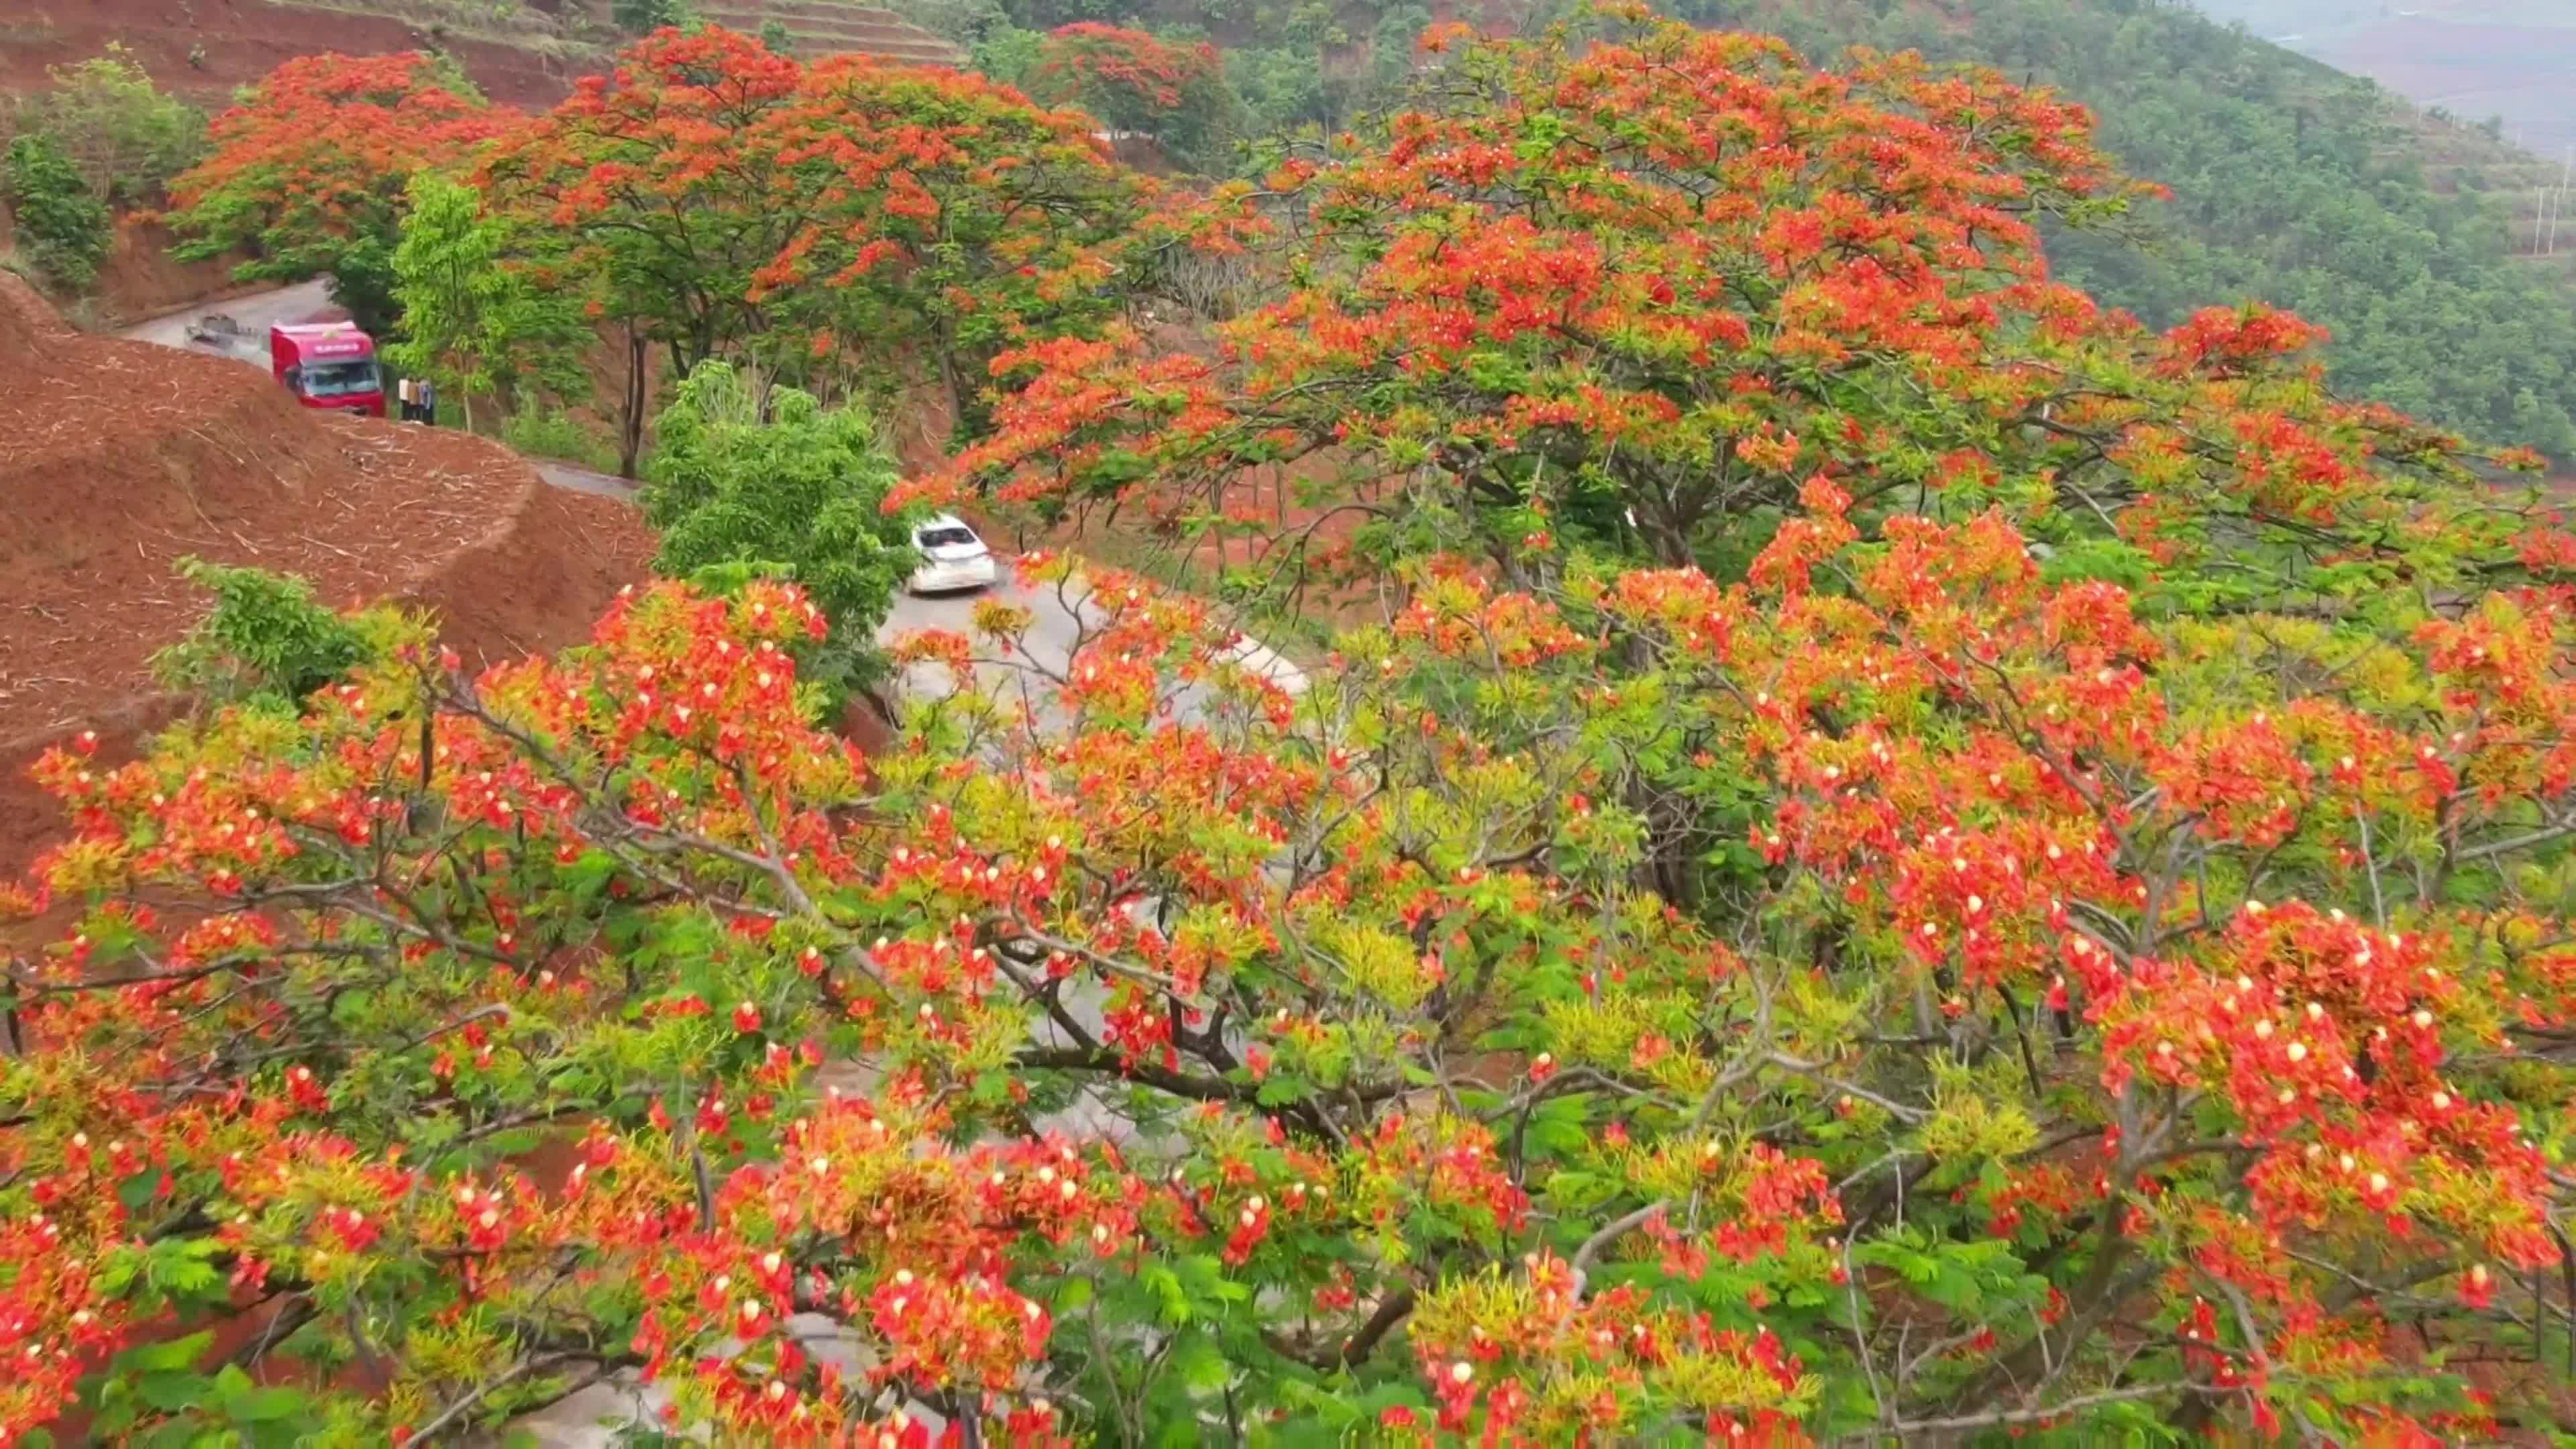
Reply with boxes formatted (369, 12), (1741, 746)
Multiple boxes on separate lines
(883, 572), (1098, 705)
(119, 277), (339, 360)
(883, 570), (1307, 733)
(531, 462), (637, 499)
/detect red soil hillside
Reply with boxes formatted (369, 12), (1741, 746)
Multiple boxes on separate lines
(1, 0), (965, 111)
(0, 272), (658, 877)
(0, 0), (589, 110)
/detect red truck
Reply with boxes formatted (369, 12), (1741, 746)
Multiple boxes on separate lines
(268, 321), (384, 417)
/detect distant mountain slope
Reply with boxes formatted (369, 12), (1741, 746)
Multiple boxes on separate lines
(2193, 1), (2576, 156)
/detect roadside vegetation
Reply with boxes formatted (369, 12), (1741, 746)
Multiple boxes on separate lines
(640, 359), (920, 704)
(0, 46), (201, 295)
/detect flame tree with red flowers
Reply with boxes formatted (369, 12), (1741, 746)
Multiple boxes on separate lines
(166, 52), (521, 334)
(943, 7), (2544, 604)
(5, 472), (2575, 1440)
(476, 26), (1188, 435)
(1023, 23), (1237, 172)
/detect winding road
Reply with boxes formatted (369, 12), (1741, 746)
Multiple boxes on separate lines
(112, 284), (1282, 692)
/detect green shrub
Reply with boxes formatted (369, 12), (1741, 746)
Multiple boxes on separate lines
(970, 24), (1042, 87)
(3, 131), (111, 293)
(610, 0), (693, 32)
(642, 361), (918, 700)
(890, 0), (1009, 47)
(1228, 44), (1330, 138)
(151, 558), (376, 706)
(28, 44), (206, 207)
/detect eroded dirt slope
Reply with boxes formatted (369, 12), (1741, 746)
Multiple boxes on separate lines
(1, 0), (587, 110)
(0, 274), (657, 877)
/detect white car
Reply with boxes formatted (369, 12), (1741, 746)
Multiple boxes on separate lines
(907, 513), (999, 594)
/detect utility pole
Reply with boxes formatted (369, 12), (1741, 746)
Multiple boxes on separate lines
(2552, 145), (2575, 257)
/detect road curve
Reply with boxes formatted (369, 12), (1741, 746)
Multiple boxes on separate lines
(117, 284), (1305, 699)
(117, 277), (340, 352)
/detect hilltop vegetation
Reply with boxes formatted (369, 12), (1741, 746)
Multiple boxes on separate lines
(0, 47), (205, 294)
(14, 0), (2567, 460)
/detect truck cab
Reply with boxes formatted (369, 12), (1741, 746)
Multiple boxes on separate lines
(270, 323), (384, 417)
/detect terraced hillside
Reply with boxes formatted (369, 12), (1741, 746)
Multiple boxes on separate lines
(1, 0), (967, 113)
(656, 0), (963, 64)
(0, 0), (593, 111)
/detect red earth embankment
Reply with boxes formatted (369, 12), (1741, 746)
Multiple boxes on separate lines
(89, 214), (268, 326)
(0, 272), (657, 878)
(0, 0), (586, 111)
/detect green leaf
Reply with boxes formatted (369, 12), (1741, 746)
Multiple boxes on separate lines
(115, 1170), (161, 1212)
(1254, 1071), (1312, 1106)
(1140, 1261), (1190, 1324)
(1176, 1253), (1248, 1304)
(1173, 1336), (1232, 1393)
(138, 1371), (207, 1411)
(1525, 1093), (1594, 1157)
(119, 1332), (214, 1375)
(227, 1385), (309, 1424)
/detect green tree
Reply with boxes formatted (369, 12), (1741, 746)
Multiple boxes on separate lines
(25, 44), (205, 207)
(970, 23), (1044, 87)
(1361, 4), (1434, 97)
(1227, 44), (1330, 138)
(148, 557), (377, 706)
(3, 132), (112, 293)
(384, 172), (588, 435)
(611, 0), (694, 32)
(641, 361), (920, 699)
(889, 0), (1008, 46)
